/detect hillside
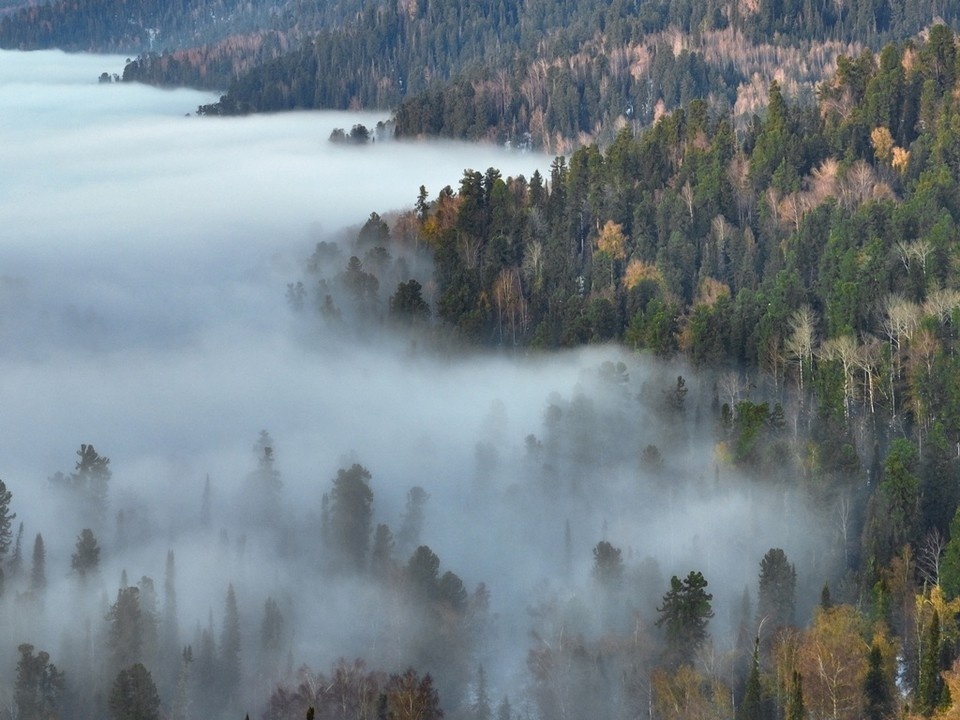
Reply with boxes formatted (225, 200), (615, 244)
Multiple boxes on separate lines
(4, 0), (960, 149)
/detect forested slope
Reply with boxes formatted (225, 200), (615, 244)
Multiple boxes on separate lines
(266, 28), (960, 719)
(293, 24), (960, 591)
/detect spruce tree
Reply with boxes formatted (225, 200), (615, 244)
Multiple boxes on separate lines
(71, 528), (101, 580)
(0, 478), (14, 560)
(108, 663), (161, 720)
(864, 642), (892, 720)
(219, 584), (242, 707)
(30, 533), (45, 596)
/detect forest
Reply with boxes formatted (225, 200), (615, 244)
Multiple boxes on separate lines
(275, 23), (960, 720)
(3, 0), (960, 151)
(4, 4), (960, 720)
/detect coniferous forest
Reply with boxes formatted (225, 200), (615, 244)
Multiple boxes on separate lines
(5, 0), (960, 716)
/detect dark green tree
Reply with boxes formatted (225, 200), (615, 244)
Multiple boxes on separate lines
(109, 663), (161, 720)
(371, 523), (395, 577)
(656, 570), (714, 665)
(107, 586), (143, 675)
(15, 644), (64, 720)
(30, 533), (45, 596)
(592, 540), (624, 589)
(246, 430), (282, 524)
(407, 545), (441, 601)
(260, 596), (284, 674)
(219, 583), (242, 706)
(397, 486), (429, 555)
(71, 528), (101, 580)
(330, 463), (374, 572)
(917, 609), (948, 716)
(756, 548), (796, 646)
(863, 642), (893, 720)
(0, 478), (14, 559)
(70, 443), (111, 528)
(737, 638), (771, 720)
(390, 280), (431, 322)
(786, 672), (804, 720)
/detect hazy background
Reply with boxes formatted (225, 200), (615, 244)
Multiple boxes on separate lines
(0, 49), (834, 717)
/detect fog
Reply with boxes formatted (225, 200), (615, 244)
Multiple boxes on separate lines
(0, 50), (839, 719)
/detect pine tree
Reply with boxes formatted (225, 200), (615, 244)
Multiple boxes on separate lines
(737, 638), (770, 720)
(785, 672), (804, 720)
(756, 548), (796, 650)
(656, 570), (714, 666)
(30, 533), (45, 596)
(107, 586), (143, 676)
(162, 550), (180, 673)
(109, 663), (161, 720)
(219, 584), (242, 706)
(0, 478), (15, 560)
(329, 464), (374, 572)
(472, 665), (492, 720)
(371, 523), (395, 577)
(7, 521), (24, 582)
(260, 596), (284, 676)
(397, 486), (428, 554)
(15, 644), (64, 720)
(864, 642), (892, 720)
(917, 610), (946, 716)
(71, 528), (101, 580)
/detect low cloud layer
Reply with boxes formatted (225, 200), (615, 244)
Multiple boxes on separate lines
(0, 50), (834, 717)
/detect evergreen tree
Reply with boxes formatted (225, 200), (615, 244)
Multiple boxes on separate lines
(71, 528), (101, 580)
(0, 477), (14, 559)
(329, 463), (374, 572)
(109, 663), (161, 720)
(472, 664), (492, 720)
(917, 609), (947, 716)
(30, 533), (45, 596)
(162, 550), (180, 673)
(592, 540), (625, 589)
(8, 520), (24, 575)
(756, 548), (796, 648)
(246, 430), (282, 523)
(737, 638), (770, 720)
(864, 642), (893, 720)
(786, 672), (804, 720)
(107, 586), (143, 676)
(656, 570), (714, 666)
(219, 583), (242, 707)
(396, 486), (429, 555)
(15, 644), (64, 720)
(371, 523), (395, 577)
(260, 596), (284, 678)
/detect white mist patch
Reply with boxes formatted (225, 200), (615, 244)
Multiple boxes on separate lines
(0, 49), (836, 717)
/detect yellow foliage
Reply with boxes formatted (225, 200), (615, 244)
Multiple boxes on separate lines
(651, 665), (731, 720)
(695, 277), (730, 307)
(940, 660), (960, 720)
(714, 441), (733, 465)
(596, 220), (628, 260)
(624, 259), (663, 290)
(871, 126), (894, 163)
(892, 146), (910, 175)
(796, 605), (868, 720)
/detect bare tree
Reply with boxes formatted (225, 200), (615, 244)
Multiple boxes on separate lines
(785, 305), (817, 396)
(924, 287), (960, 324)
(918, 528), (947, 588)
(819, 335), (859, 422)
